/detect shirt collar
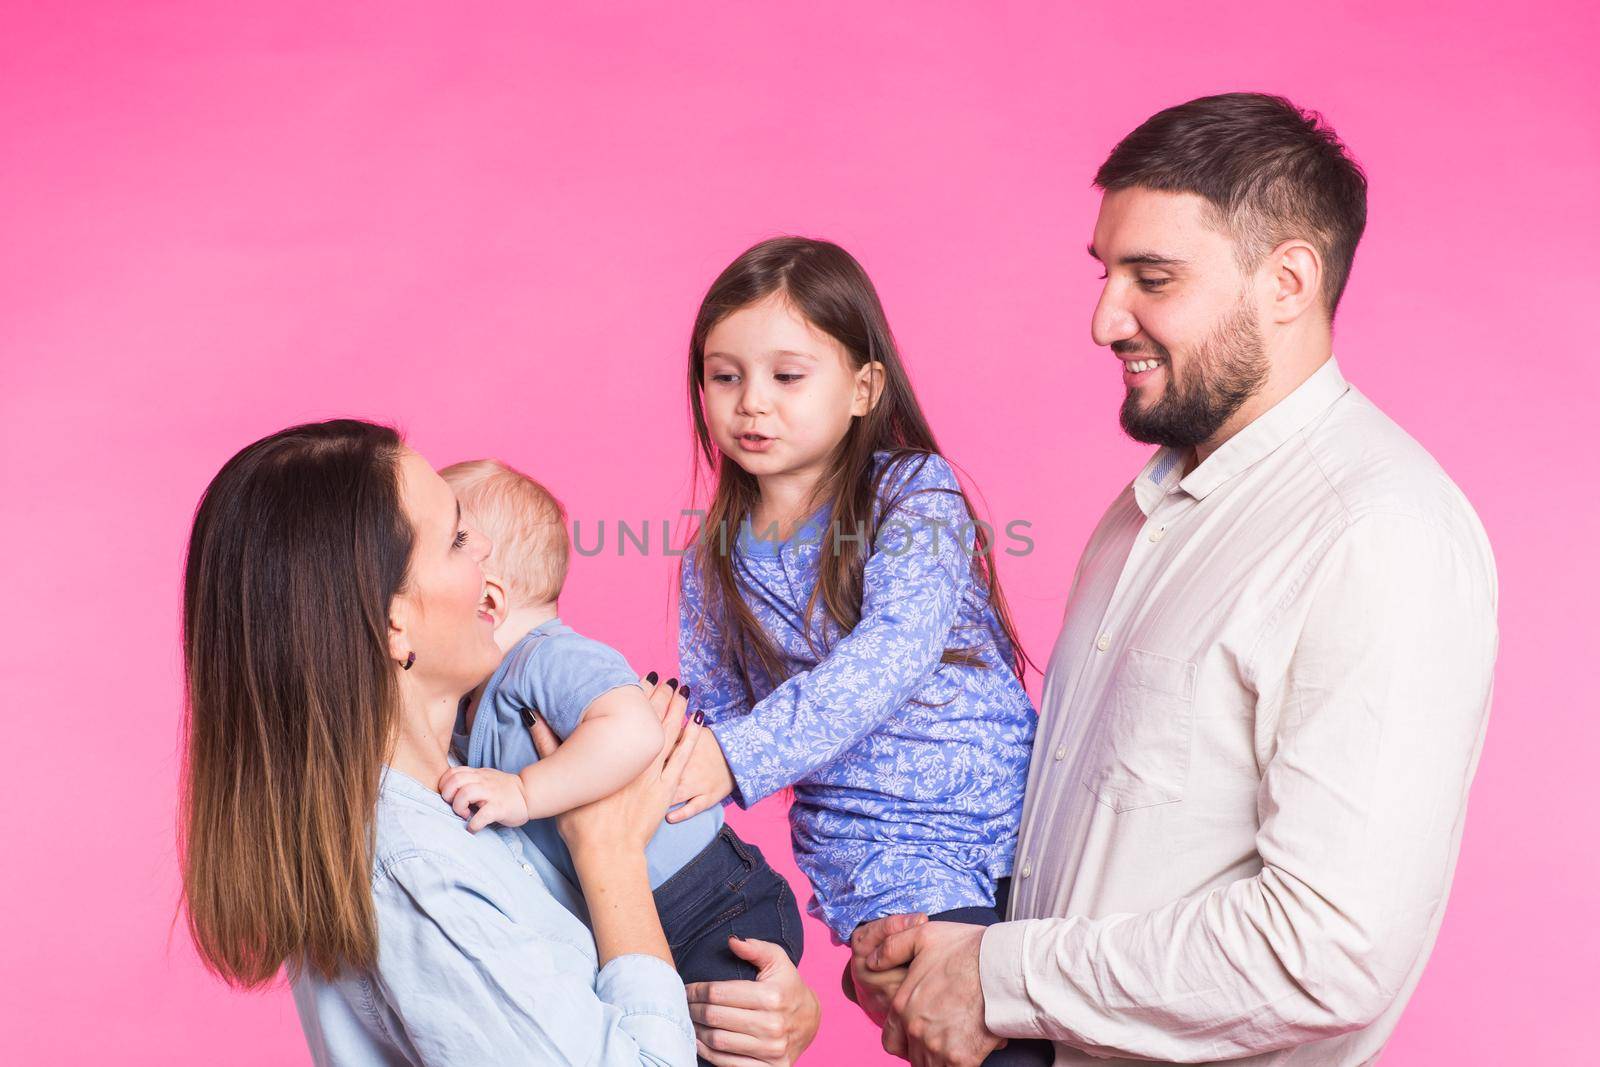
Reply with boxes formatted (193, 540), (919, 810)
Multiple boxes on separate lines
(1133, 356), (1349, 513)
(379, 763), (456, 813)
(737, 503), (832, 558)
(1132, 446), (1188, 516)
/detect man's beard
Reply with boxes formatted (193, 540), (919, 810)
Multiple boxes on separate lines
(1118, 301), (1268, 451)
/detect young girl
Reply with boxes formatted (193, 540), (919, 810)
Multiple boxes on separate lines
(668, 237), (1050, 1063)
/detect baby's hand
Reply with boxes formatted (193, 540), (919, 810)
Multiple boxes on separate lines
(438, 766), (532, 832)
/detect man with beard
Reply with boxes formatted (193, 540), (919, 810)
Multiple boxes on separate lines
(846, 93), (1499, 1067)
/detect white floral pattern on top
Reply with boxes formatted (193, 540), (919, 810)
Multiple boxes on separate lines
(679, 451), (1036, 940)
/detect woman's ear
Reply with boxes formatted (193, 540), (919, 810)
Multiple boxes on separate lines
(388, 595), (414, 666)
(480, 574), (510, 628)
(853, 361), (886, 416)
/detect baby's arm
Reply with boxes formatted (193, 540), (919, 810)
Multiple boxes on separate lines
(514, 684), (665, 820)
(439, 765), (534, 832)
(438, 686), (665, 829)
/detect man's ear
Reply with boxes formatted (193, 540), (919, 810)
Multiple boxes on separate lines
(852, 361), (886, 417)
(1267, 239), (1323, 324)
(480, 574), (510, 628)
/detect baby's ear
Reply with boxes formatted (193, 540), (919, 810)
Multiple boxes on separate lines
(480, 574), (511, 627)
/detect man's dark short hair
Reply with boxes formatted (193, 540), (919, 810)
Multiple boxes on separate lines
(1096, 92), (1368, 318)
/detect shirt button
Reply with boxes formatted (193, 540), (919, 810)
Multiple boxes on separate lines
(1096, 633), (1110, 651)
(520, 862), (534, 875)
(1021, 860), (1033, 878)
(1054, 744), (1068, 761)
(1149, 527), (1166, 542)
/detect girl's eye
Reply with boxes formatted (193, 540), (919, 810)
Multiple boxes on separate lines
(775, 373), (804, 384)
(709, 373), (739, 384)
(452, 529), (470, 550)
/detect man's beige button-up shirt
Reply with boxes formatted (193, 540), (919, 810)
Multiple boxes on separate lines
(981, 359), (1498, 1065)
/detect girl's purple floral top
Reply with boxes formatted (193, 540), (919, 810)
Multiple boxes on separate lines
(679, 451), (1036, 939)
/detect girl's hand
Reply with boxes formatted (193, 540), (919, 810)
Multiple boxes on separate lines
(437, 766), (532, 831)
(667, 725), (736, 823)
(845, 912), (927, 1030)
(686, 937), (821, 1067)
(533, 675), (700, 858)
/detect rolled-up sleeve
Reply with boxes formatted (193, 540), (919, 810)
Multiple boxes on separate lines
(709, 455), (974, 806)
(981, 512), (1497, 1060)
(373, 851), (694, 1066)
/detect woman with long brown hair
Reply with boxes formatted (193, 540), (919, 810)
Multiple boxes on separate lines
(179, 419), (815, 1066)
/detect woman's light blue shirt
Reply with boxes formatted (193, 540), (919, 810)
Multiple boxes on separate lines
(290, 765), (694, 1066)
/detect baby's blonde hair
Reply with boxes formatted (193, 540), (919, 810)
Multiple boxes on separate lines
(440, 459), (570, 608)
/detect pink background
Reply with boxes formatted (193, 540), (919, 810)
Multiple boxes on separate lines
(3, 2), (1596, 1063)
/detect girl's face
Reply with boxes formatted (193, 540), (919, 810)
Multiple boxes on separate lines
(390, 449), (503, 699)
(701, 292), (881, 487)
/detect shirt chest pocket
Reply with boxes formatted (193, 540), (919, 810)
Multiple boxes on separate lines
(1081, 648), (1197, 813)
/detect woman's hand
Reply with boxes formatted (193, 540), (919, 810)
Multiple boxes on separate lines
(532, 675), (701, 860)
(532, 676), (697, 970)
(666, 726), (736, 823)
(686, 937), (820, 1067)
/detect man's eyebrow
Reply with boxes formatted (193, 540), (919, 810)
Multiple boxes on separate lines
(1119, 252), (1186, 267)
(1088, 244), (1187, 268)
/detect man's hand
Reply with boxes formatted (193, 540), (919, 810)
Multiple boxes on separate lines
(665, 721), (735, 822)
(438, 766), (531, 831)
(870, 921), (1000, 1067)
(686, 937), (820, 1066)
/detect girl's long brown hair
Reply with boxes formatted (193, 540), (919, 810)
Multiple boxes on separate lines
(180, 419), (412, 987)
(685, 236), (1033, 701)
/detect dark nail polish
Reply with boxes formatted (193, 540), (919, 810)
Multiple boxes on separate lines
(645, 671), (659, 685)
(666, 677), (679, 690)
(693, 710), (705, 725)
(520, 707), (537, 729)
(680, 685), (692, 700)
